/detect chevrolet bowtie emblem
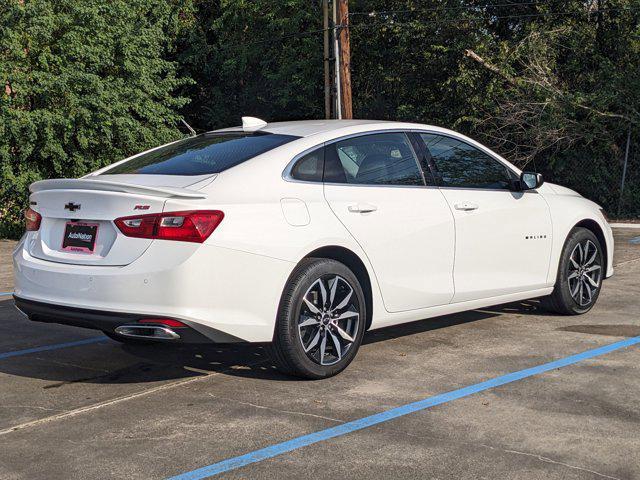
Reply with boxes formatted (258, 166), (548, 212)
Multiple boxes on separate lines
(64, 202), (81, 212)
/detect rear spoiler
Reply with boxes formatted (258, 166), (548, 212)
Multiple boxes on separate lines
(29, 179), (207, 199)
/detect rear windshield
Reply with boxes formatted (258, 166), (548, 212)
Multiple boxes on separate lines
(102, 132), (299, 176)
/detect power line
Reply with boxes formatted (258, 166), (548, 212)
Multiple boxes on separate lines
(349, 1), (555, 17)
(212, 5), (636, 52)
(349, 6), (637, 33)
(216, 26), (329, 49)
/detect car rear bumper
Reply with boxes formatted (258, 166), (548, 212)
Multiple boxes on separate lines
(13, 296), (230, 343)
(13, 237), (294, 342)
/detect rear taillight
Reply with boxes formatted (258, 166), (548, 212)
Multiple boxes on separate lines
(25, 207), (42, 231)
(114, 210), (224, 243)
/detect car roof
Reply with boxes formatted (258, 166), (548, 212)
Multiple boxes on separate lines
(212, 119), (415, 138)
(208, 119), (522, 176)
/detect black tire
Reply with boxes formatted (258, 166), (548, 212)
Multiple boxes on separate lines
(541, 227), (604, 315)
(102, 330), (158, 345)
(268, 258), (367, 379)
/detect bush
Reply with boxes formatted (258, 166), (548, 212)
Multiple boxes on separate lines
(0, 0), (193, 238)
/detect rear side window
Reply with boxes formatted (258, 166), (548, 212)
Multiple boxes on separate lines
(420, 133), (513, 190)
(290, 148), (324, 182)
(103, 132), (299, 176)
(324, 132), (424, 186)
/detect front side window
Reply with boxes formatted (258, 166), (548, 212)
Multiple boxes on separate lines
(103, 132), (299, 176)
(420, 133), (513, 190)
(324, 132), (424, 186)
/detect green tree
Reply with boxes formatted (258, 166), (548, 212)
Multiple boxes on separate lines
(0, 0), (193, 237)
(456, 0), (640, 214)
(176, 0), (324, 131)
(348, 0), (639, 216)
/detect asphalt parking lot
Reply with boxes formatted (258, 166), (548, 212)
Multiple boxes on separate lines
(0, 229), (639, 480)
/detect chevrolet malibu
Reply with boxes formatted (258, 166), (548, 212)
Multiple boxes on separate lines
(13, 118), (613, 378)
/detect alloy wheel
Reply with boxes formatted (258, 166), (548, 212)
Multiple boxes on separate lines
(567, 239), (602, 307)
(297, 275), (360, 366)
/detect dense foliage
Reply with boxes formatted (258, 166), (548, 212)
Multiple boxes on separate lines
(0, 0), (192, 237)
(348, 0), (640, 215)
(1, 0), (639, 237)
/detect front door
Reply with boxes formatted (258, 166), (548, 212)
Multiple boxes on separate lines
(418, 132), (553, 303)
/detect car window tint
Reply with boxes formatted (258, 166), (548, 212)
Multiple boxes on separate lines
(324, 133), (424, 186)
(290, 148), (324, 182)
(420, 133), (513, 190)
(103, 132), (299, 176)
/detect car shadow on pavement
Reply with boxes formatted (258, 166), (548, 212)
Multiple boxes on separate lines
(115, 299), (549, 381)
(363, 299), (550, 345)
(0, 300), (546, 384)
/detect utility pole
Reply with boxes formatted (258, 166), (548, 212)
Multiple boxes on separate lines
(332, 0), (342, 119)
(323, 0), (331, 119)
(336, 0), (353, 119)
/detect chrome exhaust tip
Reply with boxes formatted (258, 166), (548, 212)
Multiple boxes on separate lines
(114, 325), (181, 340)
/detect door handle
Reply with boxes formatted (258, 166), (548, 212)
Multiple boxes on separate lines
(454, 202), (479, 211)
(348, 203), (378, 213)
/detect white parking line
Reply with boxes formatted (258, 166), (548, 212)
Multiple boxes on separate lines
(0, 358), (269, 436)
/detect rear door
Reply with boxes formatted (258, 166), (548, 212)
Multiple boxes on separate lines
(418, 132), (552, 303)
(323, 132), (455, 313)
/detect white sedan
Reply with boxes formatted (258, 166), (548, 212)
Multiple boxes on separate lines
(13, 118), (613, 378)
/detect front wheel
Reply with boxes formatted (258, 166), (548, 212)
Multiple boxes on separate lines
(541, 227), (604, 315)
(268, 258), (366, 379)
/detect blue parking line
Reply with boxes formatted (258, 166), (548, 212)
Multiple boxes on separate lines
(0, 337), (107, 360)
(168, 336), (640, 480)
(0, 292), (13, 297)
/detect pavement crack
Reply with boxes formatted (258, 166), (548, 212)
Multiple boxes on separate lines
(32, 356), (111, 373)
(380, 426), (622, 480)
(206, 393), (345, 424)
(135, 452), (167, 460)
(67, 433), (183, 445)
(483, 445), (624, 480)
(0, 359), (268, 436)
(0, 378), (206, 436)
(0, 405), (66, 413)
(614, 256), (640, 267)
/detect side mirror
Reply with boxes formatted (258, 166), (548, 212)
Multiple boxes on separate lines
(520, 171), (544, 190)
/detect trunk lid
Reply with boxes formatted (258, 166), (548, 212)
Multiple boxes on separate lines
(28, 177), (209, 266)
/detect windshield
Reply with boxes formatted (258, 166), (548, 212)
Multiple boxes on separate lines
(102, 132), (299, 176)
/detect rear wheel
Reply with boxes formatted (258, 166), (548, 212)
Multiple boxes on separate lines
(541, 227), (604, 315)
(269, 258), (366, 379)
